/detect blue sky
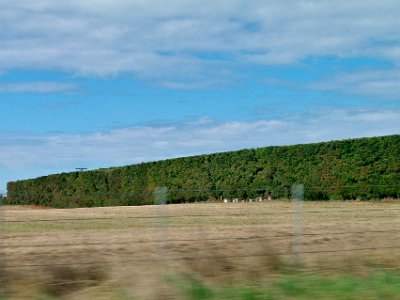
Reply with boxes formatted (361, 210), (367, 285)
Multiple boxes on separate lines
(1, 0), (400, 193)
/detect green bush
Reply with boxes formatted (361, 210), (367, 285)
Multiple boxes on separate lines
(7, 135), (400, 207)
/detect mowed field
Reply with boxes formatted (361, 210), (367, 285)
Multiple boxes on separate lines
(1, 201), (400, 299)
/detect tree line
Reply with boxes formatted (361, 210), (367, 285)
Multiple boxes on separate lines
(6, 135), (400, 207)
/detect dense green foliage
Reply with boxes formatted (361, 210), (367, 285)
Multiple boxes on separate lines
(6, 135), (400, 207)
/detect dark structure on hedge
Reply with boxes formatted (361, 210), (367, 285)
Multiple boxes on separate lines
(6, 135), (400, 207)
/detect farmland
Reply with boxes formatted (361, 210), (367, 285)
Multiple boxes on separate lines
(1, 201), (400, 299)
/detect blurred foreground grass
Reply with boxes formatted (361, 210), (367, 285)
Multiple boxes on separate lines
(181, 271), (400, 300)
(1, 270), (400, 299)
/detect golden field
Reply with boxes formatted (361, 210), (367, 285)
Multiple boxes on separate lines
(1, 201), (400, 299)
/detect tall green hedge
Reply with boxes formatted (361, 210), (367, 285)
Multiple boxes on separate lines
(6, 135), (400, 207)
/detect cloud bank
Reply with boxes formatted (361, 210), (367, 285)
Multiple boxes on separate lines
(1, 0), (400, 91)
(1, 107), (399, 173)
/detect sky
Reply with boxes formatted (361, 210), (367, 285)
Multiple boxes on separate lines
(1, 0), (400, 193)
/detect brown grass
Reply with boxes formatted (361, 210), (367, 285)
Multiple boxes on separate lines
(1, 201), (400, 298)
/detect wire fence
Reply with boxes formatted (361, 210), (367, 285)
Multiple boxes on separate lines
(5, 184), (400, 206)
(1, 184), (400, 296)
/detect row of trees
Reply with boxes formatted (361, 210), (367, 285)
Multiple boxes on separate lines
(6, 135), (400, 207)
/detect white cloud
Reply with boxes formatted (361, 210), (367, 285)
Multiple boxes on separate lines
(0, 82), (77, 93)
(0, 0), (400, 84)
(312, 69), (400, 100)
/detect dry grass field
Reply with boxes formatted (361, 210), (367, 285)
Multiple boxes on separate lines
(1, 201), (400, 299)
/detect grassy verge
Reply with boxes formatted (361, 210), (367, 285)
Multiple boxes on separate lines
(1, 267), (400, 299)
(180, 271), (400, 300)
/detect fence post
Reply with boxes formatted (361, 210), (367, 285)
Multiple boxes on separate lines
(154, 187), (167, 206)
(292, 184), (304, 268)
(154, 187), (168, 265)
